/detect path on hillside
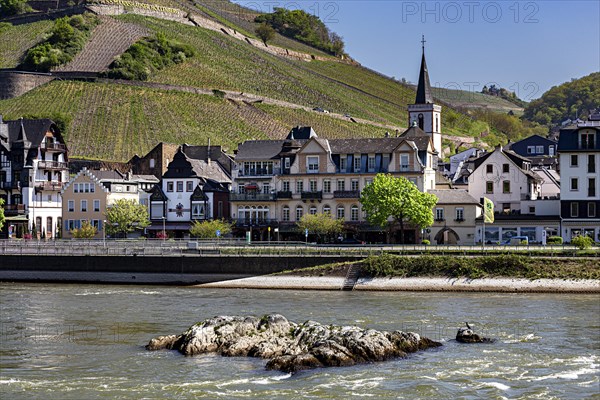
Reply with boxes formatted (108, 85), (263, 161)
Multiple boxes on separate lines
(54, 15), (148, 72)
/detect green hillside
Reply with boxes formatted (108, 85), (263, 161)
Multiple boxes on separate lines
(0, 1), (529, 161)
(0, 19), (54, 68)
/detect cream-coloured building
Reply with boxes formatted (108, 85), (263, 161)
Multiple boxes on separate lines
(428, 189), (481, 245)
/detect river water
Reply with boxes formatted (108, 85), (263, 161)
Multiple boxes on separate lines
(0, 283), (598, 399)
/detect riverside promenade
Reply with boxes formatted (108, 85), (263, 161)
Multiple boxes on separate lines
(1, 239), (598, 288)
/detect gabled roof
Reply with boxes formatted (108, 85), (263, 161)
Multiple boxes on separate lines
(163, 148), (231, 183)
(286, 126), (317, 140)
(472, 147), (543, 182)
(5, 118), (62, 149)
(234, 140), (287, 161)
(61, 167), (110, 195)
(150, 184), (167, 201)
(429, 189), (480, 205)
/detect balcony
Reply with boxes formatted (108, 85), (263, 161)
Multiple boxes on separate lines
(0, 181), (19, 190)
(35, 181), (65, 191)
(235, 218), (276, 227)
(230, 192), (275, 202)
(301, 191), (322, 200)
(43, 142), (67, 152)
(276, 191), (292, 199)
(3, 204), (26, 215)
(333, 190), (360, 199)
(37, 160), (68, 170)
(239, 168), (276, 178)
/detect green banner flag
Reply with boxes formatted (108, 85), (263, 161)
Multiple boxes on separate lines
(483, 197), (494, 223)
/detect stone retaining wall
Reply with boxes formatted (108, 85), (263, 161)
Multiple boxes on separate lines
(0, 71), (54, 99)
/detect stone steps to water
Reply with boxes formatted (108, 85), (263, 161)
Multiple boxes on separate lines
(342, 264), (362, 291)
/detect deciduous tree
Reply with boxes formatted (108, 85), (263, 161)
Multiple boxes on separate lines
(297, 212), (344, 243)
(70, 220), (98, 239)
(255, 23), (275, 46)
(189, 219), (234, 239)
(360, 174), (437, 244)
(0, 198), (5, 232)
(105, 199), (149, 238)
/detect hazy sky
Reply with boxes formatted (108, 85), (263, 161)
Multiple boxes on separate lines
(232, 0), (600, 100)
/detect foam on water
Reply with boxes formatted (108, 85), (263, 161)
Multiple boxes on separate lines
(484, 382), (510, 391)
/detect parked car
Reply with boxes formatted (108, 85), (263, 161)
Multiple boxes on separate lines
(339, 238), (365, 245)
(501, 236), (529, 245)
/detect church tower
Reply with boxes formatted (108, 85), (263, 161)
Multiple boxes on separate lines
(408, 36), (442, 155)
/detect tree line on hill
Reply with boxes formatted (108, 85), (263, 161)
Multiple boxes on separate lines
(254, 7), (345, 56)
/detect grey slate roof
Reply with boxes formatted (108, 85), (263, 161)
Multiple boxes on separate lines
(428, 189), (480, 205)
(188, 158), (232, 184)
(415, 51), (433, 104)
(235, 140), (287, 161)
(286, 126), (317, 140)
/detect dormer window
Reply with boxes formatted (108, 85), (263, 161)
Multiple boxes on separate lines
(581, 132), (595, 149)
(307, 156), (319, 173)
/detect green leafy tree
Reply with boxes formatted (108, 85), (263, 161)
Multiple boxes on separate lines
(0, 0), (32, 17)
(297, 212), (344, 243)
(0, 198), (5, 232)
(70, 221), (98, 239)
(189, 219), (234, 239)
(360, 174), (438, 244)
(255, 23), (275, 46)
(105, 199), (149, 238)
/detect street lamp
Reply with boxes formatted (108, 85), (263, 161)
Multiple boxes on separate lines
(162, 216), (166, 241)
(103, 220), (106, 248)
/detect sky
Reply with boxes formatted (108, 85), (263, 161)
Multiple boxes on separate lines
(232, 0), (600, 100)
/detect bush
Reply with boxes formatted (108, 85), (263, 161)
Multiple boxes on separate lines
(571, 235), (594, 250)
(421, 239), (430, 245)
(104, 33), (195, 81)
(547, 236), (563, 245)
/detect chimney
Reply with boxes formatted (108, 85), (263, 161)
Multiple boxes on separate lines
(385, 131), (390, 138)
(207, 138), (211, 165)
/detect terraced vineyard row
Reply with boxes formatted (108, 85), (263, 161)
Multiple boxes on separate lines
(117, 15), (408, 127)
(55, 15), (149, 72)
(0, 20), (54, 68)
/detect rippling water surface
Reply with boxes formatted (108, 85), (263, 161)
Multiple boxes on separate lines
(1, 283), (599, 399)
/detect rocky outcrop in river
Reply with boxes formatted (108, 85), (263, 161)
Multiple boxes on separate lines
(147, 314), (442, 372)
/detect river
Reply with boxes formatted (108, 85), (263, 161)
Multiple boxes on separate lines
(1, 283), (598, 399)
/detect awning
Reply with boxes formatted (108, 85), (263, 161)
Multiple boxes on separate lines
(4, 215), (29, 221)
(147, 222), (191, 231)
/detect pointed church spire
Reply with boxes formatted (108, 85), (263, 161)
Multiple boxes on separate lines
(415, 35), (433, 104)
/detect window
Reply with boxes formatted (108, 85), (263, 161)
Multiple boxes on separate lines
(502, 164), (509, 173)
(588, 202), (596, 218)
(191, 203), (205, 219)
(262, 183), (270, 194)
(67, 220), (75, 231)
(323, 180), (331, 193)
(323, 205), (331, 215)
(296, 181), (303, 193)
(309, 180), (317, 192)
(571, 202), (579, 218)
(309, 206), (317, 215)
(167, 182), (174, 192)
(47, 194), (51, 203)
(340, 156), (347, 172)
(536, 145), (544, 154)
(400, 154), (409, 171)
(581, 132), (595, 149)
(529, 206), (535, 213)
(282, 181), (290, 192)
(81, 200), (87, 212)
(571, 154), (578, 167)
(365, 178), (373, 187)
(90, 184), (94, 193)
(435, 208), (444, 221)
(409, 178), (417, 186)
(93, 200), (100, 212)
(84, 183), (90, 193)
(282, 206), (290, 222)
(125, 185), (131, 193)
(149, 158), (155, 168)
(295, 206), (303, 221)
(503, 180), (511, 193)
(589, 178), (596, 197)
(187, 181), (193, 192)
(502, 203), (511, 213)
(368, 155), (376, 171)
(486, 181), (494, 194)
(337, 179), (345, 191)
(68, 200), (74, 212)
(337, 205), (345, 220)
(354, 155), (361, 172)
(307, 156), (319, 173)
(284, 158), (290, 169)
(589, 155), (596, 173)
(527, 146), (535, 154)
(46, 217), (53, 236)
(176, 181), (183, 192)
(549, 146), (555, 156)
(351, 179), (359, 191)
(74, 183), (79, 193)
(238, 184), (245, 194)
(486, 164), (493, 174)
(351, 205), (359, 221)
(455, 208), (464, 221)
(571, 178), (578, 191)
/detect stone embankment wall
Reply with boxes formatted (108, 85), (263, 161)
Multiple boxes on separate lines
(0, 254), (358, 285)
(0, 71), (54, 99)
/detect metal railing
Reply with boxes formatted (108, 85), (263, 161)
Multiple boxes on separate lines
(37, 160), (68, 170)
(0, 239), (596, 258)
